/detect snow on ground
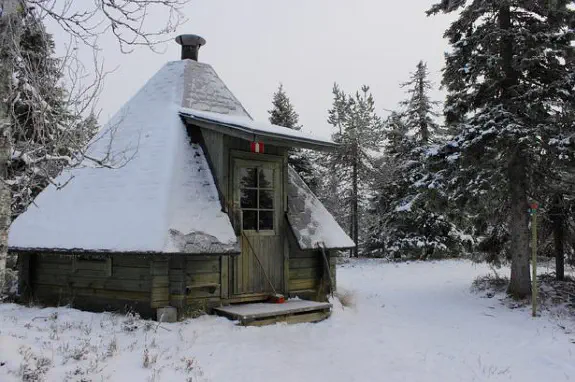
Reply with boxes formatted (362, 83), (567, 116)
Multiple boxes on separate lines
(1, 260), (575, 382)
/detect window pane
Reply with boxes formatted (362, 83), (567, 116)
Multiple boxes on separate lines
(240, 168), (257, 188)
(258, 168), (274, 189)
(259, 190), (274, 209)
(243, 210), (257, 230)
(240, 189), (257, 208)
(259, 211), (274, 230)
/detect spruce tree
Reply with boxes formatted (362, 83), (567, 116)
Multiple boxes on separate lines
(428, 0), (575, 298)
(401, 61), (441, 143)
(9, 12), (97, 218)
(366, 62), (464, 260)
(268, 84), (318, 191)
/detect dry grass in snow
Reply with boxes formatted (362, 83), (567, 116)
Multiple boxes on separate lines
(1, 259), (575, 381)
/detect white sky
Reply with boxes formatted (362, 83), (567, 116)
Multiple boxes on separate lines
(50, 0), (454, 139)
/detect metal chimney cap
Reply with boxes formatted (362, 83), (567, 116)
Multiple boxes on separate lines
(175, 34), (206, 47)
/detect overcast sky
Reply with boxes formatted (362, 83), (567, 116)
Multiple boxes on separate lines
(50, 0), (454, 139)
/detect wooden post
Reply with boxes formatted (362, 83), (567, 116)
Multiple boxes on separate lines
(531, 202), (538, 317)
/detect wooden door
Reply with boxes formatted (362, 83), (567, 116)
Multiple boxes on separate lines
(231, 158), (284, 296)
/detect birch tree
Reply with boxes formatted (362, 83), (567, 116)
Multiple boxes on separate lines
(0, 0), (24, 296)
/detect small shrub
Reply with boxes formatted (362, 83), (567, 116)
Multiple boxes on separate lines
(106, 337), (118, 358)
(143, 348), (150, 369)
(142, 348), (157, 369)
(19, 346), (52, 382)
(471, 273), (509, 296)
(122, 312), (141, 332)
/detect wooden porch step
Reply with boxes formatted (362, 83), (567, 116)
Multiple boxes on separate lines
(214, 299), (332, 326)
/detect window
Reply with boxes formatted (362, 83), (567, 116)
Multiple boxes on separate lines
(239, 166), (275, 231)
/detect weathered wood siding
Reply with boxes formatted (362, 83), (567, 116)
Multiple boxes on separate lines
(25, 253), (154, 317)
(200, 128), (225, 189)
(286, 229), (321, 295)
(150, 257), (169, 308)
(285, 228), (338, 301)
(233, 235), (284, 295)
(168, 255), (222, 316)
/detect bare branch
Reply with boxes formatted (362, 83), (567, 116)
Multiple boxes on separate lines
(28, 0), (189, 52)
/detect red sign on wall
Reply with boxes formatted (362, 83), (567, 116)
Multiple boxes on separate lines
(251, 141), (265, 153)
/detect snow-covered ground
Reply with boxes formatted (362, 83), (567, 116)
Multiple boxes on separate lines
(1, 260), (574, 382)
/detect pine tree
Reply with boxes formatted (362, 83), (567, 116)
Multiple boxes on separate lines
(315, 85), (352, 239)
(428, 0), (575, 298)
(268, 84), (318, 191)
(327, 84), (384, 257)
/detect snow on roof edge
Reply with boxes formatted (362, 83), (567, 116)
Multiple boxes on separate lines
(179, 108), (337, 148)
(287, 167), (355, 250)
(8, 246), (240, 255)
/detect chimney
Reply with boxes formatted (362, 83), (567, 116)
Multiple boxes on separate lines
(175, 34), (206, 61)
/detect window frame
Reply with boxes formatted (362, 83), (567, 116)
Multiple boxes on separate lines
(233, 155), (282, 236)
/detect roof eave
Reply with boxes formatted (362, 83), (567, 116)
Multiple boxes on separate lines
(9, 246), (241, 256)
(179, 113), (338, 152)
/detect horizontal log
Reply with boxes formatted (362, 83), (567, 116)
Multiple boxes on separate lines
(34, 274), (150, 292)
(112, 266), (152, 280)
(150, 261), (169, 276)
(289, 250), (321, 259)
(289, 267), (320, 280)
(188, 272), (220, 285)
(35, 286), (150, 303)
(289, 257), (320, 269)
(186, 287), (221, 299)
(151, 287), (169, 308)
(36, 254), (74, 264)
(151, 275), (169, 286)
(35, 262), (73, 272)
(289, 279), (317, 291)
(112, 255), (150, 268)
(74, 260), (109, 271)
(185, 259), (220, 274)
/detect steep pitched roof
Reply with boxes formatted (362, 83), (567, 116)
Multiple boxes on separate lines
(9, 58), (352, 254)
(9, 60), (240, 254)
(287, 167), (355, 250)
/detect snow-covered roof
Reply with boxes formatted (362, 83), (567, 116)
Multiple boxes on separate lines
(179, 108), (337, 150)
(10, 57), (349, 255)
(287, 167), (355, 250)
(9, 60), (240, 254)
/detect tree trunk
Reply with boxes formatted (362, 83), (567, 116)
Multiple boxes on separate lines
(418, 73), (429, 144)
(498, 4), (531, 298)
(0, 0), (22, 293)
(551, 193), (565, 281)
(352, 144), (359, 258)
(507, 152), (531, 299)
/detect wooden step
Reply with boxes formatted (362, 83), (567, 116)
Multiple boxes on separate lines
(214, 299), (332, 326)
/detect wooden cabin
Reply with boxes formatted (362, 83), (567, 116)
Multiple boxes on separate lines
(8, 35), (354, 324)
